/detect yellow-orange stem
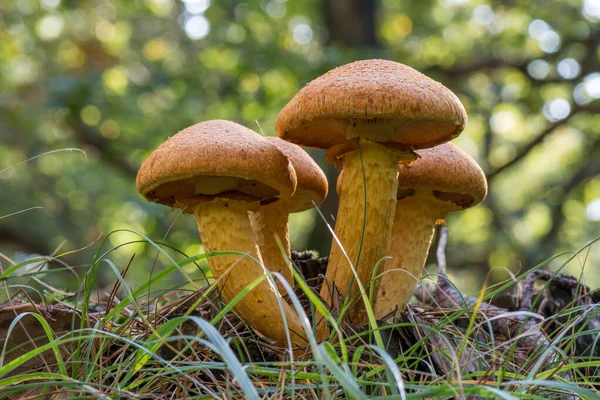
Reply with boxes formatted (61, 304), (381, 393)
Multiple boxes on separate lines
(193, 198), (306, 348)
(374, 198), (438, 319)
(317, 139), (401, 340)
(248, 200), (294, 294)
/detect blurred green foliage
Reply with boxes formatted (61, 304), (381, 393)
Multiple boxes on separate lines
(0, 0), (598, 295)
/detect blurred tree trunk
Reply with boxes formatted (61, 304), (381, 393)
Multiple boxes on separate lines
(323, 0), (379, 47)
(305, 0), (379, 256)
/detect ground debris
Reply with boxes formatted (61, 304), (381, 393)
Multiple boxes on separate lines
(2, 236), (596, 398)
(0, 302), (94, 375)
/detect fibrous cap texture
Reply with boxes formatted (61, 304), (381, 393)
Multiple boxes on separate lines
(265, 137), (328, 212)
(276, 59), (467, 149)
(136, 120), (297, 208)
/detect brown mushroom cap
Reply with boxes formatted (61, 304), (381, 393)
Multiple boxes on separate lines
(276, 59), (467, 150)
(395, 142), (487, 211)
(335, 142), (487, 211)
(264, 137), (328, 212)
(136, 120), (297, 209)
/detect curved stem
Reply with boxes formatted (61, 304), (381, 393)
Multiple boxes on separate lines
(193, 198), (306, 348)
(248, 200), (293, 294)
(317, 139), (401, 339)
(374, 198), (438, 319)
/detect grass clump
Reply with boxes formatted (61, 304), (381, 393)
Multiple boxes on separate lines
(0, 228), (599, 399)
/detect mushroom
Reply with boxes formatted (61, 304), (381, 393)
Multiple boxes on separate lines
(248, 137), (328, 292)
(136, 120), (307, 348)
(373, 143), (487, 318)
(276, 60), (466, 334)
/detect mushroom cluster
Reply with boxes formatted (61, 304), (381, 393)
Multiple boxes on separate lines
(137, 59), (487, 347)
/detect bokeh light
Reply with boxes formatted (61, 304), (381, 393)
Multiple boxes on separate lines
(36, 13), (64, 40)
(182, 0), (210, 14)
(557, 58), (581, 79)
(587, 199), (600, 221)
(543, 98), (571, 121)
(184, 14), (210, 40)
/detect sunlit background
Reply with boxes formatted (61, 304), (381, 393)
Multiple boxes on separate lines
(1, 0), (599, 297)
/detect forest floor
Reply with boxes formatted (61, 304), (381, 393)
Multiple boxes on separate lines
(1, 228), (599, 399)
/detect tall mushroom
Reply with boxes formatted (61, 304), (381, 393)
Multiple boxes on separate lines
(276, 60), (466, 335)
(248, 137), (328, 292)
(136, 120), (307, 348)
(373, 143), (487, 319)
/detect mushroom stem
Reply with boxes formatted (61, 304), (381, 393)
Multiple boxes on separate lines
(317, 139), (401, 339)
(374, 197), (439, 319)
(193, 198), (306, 348)
(248, 200), (294, 293)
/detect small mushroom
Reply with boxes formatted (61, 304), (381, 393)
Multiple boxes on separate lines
(248, 137), (328, 292)
(136, 120), (307, 348)
(276, 59), (467, 335)
(374, 143), (487, 318)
